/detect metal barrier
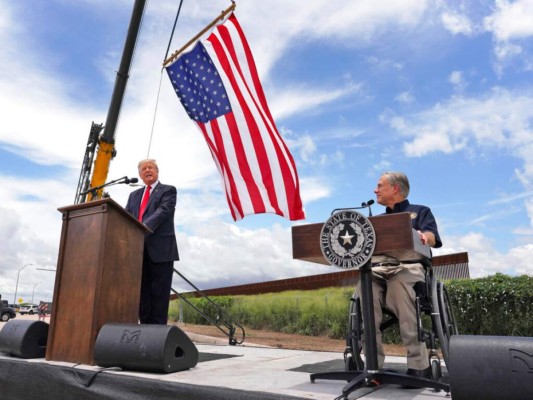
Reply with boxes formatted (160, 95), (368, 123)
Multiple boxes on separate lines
(171, 269), (245, 345)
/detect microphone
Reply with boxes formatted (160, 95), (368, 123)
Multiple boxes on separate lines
(361, 199), (374, 216)
(361, 199), (375, 208)
(81, 176), (140, 196)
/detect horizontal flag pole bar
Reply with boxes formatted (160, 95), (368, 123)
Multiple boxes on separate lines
(162, 1), (236, 67)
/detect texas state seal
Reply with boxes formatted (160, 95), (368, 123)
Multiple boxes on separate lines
(320, 211), (376, 269)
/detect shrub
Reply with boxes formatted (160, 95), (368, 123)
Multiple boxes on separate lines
(447, 273), (533, 337)
(170, 273), (533, 342)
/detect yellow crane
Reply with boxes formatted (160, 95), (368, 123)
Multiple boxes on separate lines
(74, 0), (147, 203)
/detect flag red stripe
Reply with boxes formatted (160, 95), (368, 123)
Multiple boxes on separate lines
(208, 30), (283, 216)
(215, 18), (304, 219)
(212, 21), (286, 215)
(197, 120), (243, 220)
(227, 15), (277, 130)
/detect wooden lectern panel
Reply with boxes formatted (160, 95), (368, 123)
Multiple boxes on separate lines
(46, 198), (148, 365)
(368, 213), (430, 261)
(292, 212), (430, 266)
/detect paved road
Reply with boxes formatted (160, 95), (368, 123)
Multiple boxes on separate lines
(0, 313), (48, 328)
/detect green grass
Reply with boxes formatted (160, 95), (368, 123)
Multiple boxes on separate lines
(169, 274), (533, 341)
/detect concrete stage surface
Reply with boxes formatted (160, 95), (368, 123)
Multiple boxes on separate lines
(0, 316), (451, 399)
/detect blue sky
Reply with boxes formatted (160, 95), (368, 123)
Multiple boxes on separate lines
(1, 0), (533, 303)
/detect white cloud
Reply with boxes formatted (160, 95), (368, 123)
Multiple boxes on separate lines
(436, 232), (533, 277)
(387, 88), (533, 231)
(441, 11), (474, 36)
(392, 88), (533, 186)
(488, 189), (533, 205)
(306, 0), (428, 40)
(299, 177), (332, 204)
(493, 41), (523, 62)
(525, 197), (533, 231)
(172, 221), (338, 291)
(483, 0), (533, 72)
(269, 83), (361, 121)
(296, 135), (318, 164)
(484, 0), (533, 41)
(0, 203), (60, 303)
(395, 91), (415, 104)
(508, 243), (533, 275)
(449, 70), (467, 92)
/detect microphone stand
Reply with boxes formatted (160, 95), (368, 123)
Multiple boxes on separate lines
(80, 176), (132, 198)
(331, 202), (374, 217)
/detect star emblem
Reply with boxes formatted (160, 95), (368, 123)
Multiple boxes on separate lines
(340, 230), (354, 245)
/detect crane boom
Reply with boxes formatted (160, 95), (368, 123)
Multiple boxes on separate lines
(75, 0), (147, 203)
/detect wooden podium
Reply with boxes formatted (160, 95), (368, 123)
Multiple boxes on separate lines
(46, 198), (149, 365)
(293, 211), (450, 395)
(292, 212), (430, 265)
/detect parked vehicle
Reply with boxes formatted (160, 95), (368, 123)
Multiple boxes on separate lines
(1, 305), (16, 322)
(19, 304), (39, 315)
(8, 304), (20, 312)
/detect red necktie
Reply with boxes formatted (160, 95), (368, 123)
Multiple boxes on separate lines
(138, 185), (151, 221)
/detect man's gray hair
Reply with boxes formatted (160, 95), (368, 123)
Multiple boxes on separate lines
(137, 159), (158, 172)
(382, 171), (410, 198)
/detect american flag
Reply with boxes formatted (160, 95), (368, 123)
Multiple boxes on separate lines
(166, 13), (305, 221)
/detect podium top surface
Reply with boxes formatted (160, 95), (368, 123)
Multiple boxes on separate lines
(58, 197), (150, 232)
(292, 212), (430, 267)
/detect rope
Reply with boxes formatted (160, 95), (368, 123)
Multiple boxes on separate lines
(146, 72), (163, 158)
(164, 0), (185, 62)
(146, 0), (185, 157)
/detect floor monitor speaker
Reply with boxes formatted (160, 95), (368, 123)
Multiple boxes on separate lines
(0, 319), (49, 358)
(448, 335), (533, 400)
(94, 323), (199, 373)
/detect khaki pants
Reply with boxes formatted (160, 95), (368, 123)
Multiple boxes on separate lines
(357, 263), (429, 370)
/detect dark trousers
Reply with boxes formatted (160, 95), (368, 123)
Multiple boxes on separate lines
(139, 249), (174, 324)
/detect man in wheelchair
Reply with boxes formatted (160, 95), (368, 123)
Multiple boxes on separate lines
(359, 171), (442, 381)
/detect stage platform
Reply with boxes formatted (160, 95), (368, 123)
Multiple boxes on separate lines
(0, 333), (451, 400)
(0, 315), (453, 399)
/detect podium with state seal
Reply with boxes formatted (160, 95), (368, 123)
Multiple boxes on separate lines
(292, 211), (431, 267)
(291, 210), (448, 397)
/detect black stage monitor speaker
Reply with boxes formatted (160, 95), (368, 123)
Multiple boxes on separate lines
(448, 335), (533, 400)
(0, 319), (49, 358)
(94, 323), (199, 373)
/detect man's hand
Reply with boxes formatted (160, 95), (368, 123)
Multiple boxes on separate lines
(418, 230), (436, 247)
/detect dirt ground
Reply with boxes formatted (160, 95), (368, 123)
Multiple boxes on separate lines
(1, 315), (405, 356)
(178, 323), (406, 356)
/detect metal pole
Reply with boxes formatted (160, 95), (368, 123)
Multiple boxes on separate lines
(86, 0), (148, 201)
(101, 0), (147, 142)
(13, 263), (32, 305)
(31, 282), (41, 304)
(360, 261), (379, 370)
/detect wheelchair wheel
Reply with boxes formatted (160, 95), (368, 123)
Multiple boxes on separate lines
(430, 276), (450, 363)
(346, 292), (365, 371)
(430, 358), (443, 391)
(437, 281), (459, 338)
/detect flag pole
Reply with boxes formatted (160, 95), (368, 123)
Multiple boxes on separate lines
(162, 2), (236, 67)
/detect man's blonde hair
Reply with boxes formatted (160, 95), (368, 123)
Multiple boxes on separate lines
(137, 159), (158, 172)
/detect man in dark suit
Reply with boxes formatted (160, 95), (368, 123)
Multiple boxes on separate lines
(125, 159), (179, 324)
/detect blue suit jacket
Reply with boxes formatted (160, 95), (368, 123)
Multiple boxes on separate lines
(125, 182), (179, 263)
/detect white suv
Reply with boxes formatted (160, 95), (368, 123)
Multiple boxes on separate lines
(19, 304), (39, 315)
